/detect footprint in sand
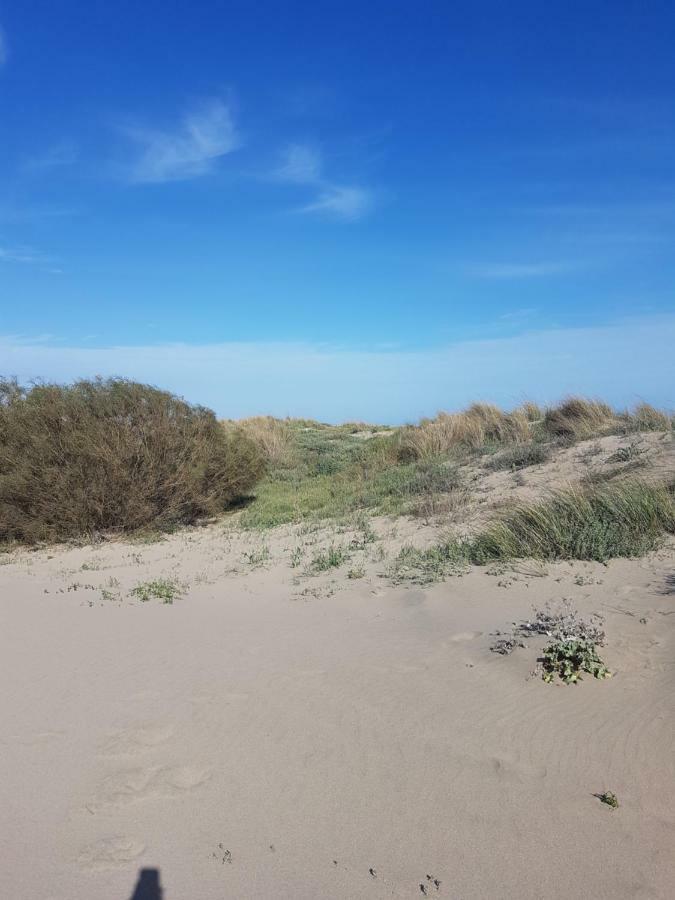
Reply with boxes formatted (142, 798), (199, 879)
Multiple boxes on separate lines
(449, 630), (483, 642)
(89, 764), (212, 812)
(100, 722), (175, 755)
(78, 835), (146, 869)
(489, 755), (547, 782)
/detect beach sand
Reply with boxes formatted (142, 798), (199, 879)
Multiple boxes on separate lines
(1, 513), (674, 899)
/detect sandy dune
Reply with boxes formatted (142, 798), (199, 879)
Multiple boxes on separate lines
(1, 515), (674, 899)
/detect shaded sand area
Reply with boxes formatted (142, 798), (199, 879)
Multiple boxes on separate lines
(1, 521), (674, 899)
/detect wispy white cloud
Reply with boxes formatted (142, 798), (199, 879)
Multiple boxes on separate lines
(499, 307), (538, 321)
(299, 185), (373, 221)
(470, 262), (574, 279)
(0, 244), (61, 273)
(23, 140), (79, 172)
(275, 141), (374, 221)
(124, 99), (241, 183)
(0, 25), (8, 66)
(275, 143), (322, 184)
(1, 314), (672, 421)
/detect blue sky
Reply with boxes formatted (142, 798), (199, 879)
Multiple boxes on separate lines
(1, 1), (674, 420)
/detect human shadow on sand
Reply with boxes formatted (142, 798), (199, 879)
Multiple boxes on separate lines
(129, 868), (163, 900)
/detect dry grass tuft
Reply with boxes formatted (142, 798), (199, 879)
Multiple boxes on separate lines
(469, 479), (675, 562)
(629, 403), (672, 432)
(542, 397), (615, 440)
(519, 401), (544, 422)
(233, 416), (295, 466)
(397, 403), (531, 460)
(0, 378), (265, 544)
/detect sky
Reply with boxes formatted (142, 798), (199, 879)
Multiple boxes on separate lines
(1, 1), (674, 421)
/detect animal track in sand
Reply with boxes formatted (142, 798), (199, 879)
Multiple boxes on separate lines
(88, 764), (212, 812)
(78, 835), (145, 869)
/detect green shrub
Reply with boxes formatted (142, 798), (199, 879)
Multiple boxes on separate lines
(0, 378), (265, 544)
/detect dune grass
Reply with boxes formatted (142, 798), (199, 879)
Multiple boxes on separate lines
(237, 397), (671, 529)
(468, 479), (675, 563)
(389, 479), (675, 582)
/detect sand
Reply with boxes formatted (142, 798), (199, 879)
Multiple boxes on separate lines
(1, 504), (674, 900)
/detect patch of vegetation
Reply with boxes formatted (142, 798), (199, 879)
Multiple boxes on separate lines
(541, 639), (610, 684)
(0, 378), (265, 544)
(628, 403), (672, 433)
(239, 424), (465, 527)
(347, 566), (366, 579)
(397, 403), (531, 460)
(242, 545), (270, 566)
(542, 397), (615, 440)
(607, 442), (645, 464)
(468, 480), (675, 563)
(596, 791), (619, 809)
(387, 542), (468, 585)
(130, 578), (183, 604)
(309, 543), (350, 572)
(490, 600), (605, 655)
(519, 600), (606, 643)
(485, 443), (551, 471)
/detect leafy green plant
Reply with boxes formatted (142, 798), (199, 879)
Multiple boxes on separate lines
(541, 638), (610, 684)
(130, 578), (183, 604)
(596, 791), (619, 809)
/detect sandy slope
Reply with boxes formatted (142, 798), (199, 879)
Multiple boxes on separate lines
(1, 514), (674, 900)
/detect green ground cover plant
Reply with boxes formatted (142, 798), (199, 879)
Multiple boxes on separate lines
(130, 578), (183, 604)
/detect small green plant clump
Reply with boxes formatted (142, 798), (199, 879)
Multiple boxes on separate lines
(310, 543), (350, 572)
(541, 638), (610, 684)
(388, 541), (468, 585)
(596, 791), (619, 809)
(130, 578), (183, 604)
(242, 545), (270, 566)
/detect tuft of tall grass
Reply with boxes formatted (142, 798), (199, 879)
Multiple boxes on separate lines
(0, 378), (265, 544)
(629, 403), (673, 433)
(468, 479), (675, 563)
(542, 397), (615, 440)
(397, 403), (530, 460)
(232, 416), (295, 466)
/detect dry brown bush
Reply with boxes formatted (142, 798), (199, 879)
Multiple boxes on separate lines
(0, 378), (265, 544)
